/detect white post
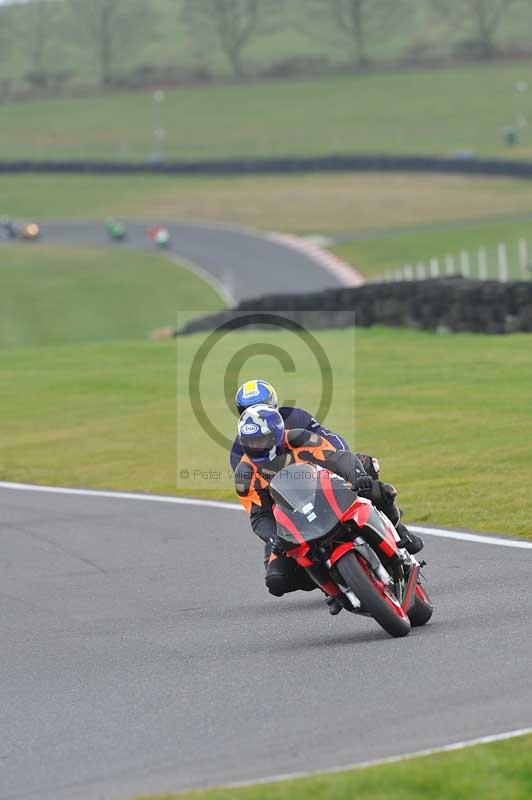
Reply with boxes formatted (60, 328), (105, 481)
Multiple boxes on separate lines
(497, 242), (509, 282)
(429, 258), (440, 278)
(478, 248), (488, 280)
(460, 250), (470, 277)
(395, 269), (403, 282)
(416, 262), (426, 280)
(445, 255), (455, 276)
(518, 239), (528, 280)
(404, 264), (414, 280)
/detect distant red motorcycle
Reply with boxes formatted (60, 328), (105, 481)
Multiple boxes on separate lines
(148, 225), (171, 248)
(270, 464), (433, 638)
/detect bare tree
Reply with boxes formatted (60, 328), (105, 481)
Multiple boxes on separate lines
(431, 0), (519, 57)
(331, 0), (370, 66)
(182, 0), (264, 78)
(70, 0), (151, 86)
(304, 0), (411, 68)
(16, 0), (61, 88)
(0, 5), (11, 66)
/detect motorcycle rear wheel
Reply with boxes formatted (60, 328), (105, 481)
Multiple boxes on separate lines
(336, 552), (411, 638)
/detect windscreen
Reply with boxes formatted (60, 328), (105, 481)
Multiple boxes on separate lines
(271, 464), (356, 546)
(270, 464), (321, 513)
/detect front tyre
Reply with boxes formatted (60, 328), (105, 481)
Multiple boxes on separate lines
(336, 552), (411, 638)
(408, 583), (433, 627)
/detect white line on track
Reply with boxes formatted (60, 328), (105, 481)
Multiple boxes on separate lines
(1, 481), (531, 549)
(0, 481), (239, 511)
(168, 253), (236, 308)
(227, 726), (532, 789)
(410, 524), (532, 549)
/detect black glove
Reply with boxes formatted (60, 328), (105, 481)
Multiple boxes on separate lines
(269, 536), (285, 556)
(353, 474), (374, 495)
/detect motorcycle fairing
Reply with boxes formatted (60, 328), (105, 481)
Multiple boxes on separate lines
(271, 463), (357, 549)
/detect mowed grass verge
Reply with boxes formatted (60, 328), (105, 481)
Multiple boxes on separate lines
(331, 215), (532, 280)
(1, 328), (530, 538)
(137, 733), (532, 800)
(0, 243), (223, 347)
(3, 64), (532, 161)
(2, 173), (532, 234)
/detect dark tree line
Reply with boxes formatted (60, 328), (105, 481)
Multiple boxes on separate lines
(185, 0), (531, 77)
(0, 0), (529, 92)
(431, 0), (521, 58)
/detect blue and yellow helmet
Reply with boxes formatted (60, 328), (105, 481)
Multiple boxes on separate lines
(235, 379), (278, 416)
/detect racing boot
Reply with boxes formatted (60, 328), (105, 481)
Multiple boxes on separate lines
(396, 521), (424, 555)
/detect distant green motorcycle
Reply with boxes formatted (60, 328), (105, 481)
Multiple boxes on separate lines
(105, 218), (126, 241)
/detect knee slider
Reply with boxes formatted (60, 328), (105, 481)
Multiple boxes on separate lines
(265, 573), (288, 597)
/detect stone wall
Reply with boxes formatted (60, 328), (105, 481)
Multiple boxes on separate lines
(179, 278), (532, 335)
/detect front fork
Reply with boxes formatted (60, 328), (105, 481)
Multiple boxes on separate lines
(301, 538), (419, 614)
(304, 560), (362, 611)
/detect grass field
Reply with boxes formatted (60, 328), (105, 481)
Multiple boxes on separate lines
(3, 64), (532, 161)
(0, 244), (223, 348)
(331, 215), (532, 280)
(1, 328), (530, 538)
(137, 733), (532, 800)
(2, 173), (532, 235)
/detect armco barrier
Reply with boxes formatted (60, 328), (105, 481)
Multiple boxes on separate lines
(179, 278), (532, 335)
(3, 155), (532, 178)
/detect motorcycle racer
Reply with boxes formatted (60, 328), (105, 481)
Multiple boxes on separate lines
(232, 378), (384, 499)
(231, 379), (351, 471)
(234, 405), (423, 612)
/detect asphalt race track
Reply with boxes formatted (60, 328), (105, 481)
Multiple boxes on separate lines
(32, 220), (350, 303)
(2, 484), (532, 800)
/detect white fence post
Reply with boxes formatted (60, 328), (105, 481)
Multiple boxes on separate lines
(445, 255), (455, 276)
(416, 262), (426, 280)
(403, 264), (414, 280)
(429, 258), (440, 278)
(497, 243), (509, 282)
(395, 269), (403, 282)
(518, 239), (529, 280)
(478, 248), (488, 280)
(460, 250), (470, 277)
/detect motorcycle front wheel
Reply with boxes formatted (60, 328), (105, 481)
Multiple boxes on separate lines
(335, 552), (411, 638)
(408, 583), (433, 627)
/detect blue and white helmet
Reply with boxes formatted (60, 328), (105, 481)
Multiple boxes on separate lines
(235, 379), (278, 416)
(238, 404), (285, 463)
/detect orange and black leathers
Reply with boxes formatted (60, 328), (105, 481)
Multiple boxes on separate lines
(234, 427), (369, 546)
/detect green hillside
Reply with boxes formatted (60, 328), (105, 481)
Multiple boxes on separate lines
(2, 64), (532, 161)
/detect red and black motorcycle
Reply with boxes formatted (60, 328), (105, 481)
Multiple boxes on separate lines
(270, 463), (433, 638)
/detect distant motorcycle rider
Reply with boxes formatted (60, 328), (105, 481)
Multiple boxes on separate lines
(234, 404), (423, 614)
